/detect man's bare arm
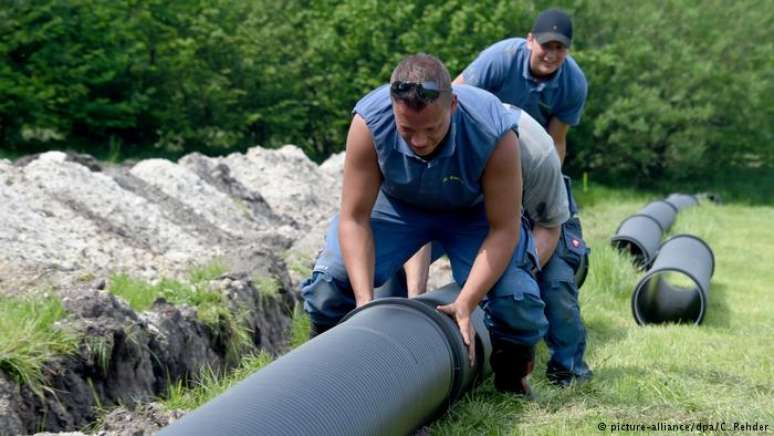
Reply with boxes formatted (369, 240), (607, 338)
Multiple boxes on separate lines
(457, 130), (522, 309)
(340, 114), (382, 307)
(547, 117), (570, 164)
(452, 74), (465, 85)
(533, 224), (561, 267)
(437, 130), (522, 366)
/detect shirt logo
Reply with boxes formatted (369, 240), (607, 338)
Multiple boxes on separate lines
(443, 175), (463, 184)
(572, 239), (581, 248)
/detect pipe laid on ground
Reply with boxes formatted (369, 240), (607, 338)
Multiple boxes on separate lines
(696, 192), (722, 205)
(631, 234), (715, 325)
(610, 214), (663, 268)
(637, 200), (678, 232)
(665, 193), (699, 211)
(159, 283), (489, 436)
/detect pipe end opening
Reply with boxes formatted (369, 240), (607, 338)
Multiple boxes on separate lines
(611, 239), (649, 269)
(633, 270), (706, 325)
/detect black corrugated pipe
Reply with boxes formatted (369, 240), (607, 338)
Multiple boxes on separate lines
(610, 214), (664, 268)
(632, 234), (715, 325)
(696, 192), (722, 204)
(665, 193), (699, 210)
(158, 283), (490, 436)
(637, 200), (678, 231)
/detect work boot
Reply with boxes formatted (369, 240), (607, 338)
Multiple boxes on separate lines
(490, 340), (536, 399)
(546, 363), (593, 388)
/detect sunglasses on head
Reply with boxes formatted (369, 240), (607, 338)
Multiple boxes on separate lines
(390, 81), (447, 103)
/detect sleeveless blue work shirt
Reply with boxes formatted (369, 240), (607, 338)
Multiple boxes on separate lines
(353, 84), (519, 211)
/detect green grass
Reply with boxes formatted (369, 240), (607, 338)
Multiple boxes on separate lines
(574, 166), (774, 207)
(146, 186), (774, 434)
(253, 275), (281, 299)
(161, 305), (311, 412)
(108, 261), (227, 312)
(109, 274), (223, 313)
(187, 259), (228, 285)
(427, 189), (774, 435)
(108, 261), (255, 364)
(284, 250), (314, 278)
(0, 296), (78, 394)
(288, 303), (312, 349)
(83, 336), (113, 378)
(665, 166), (774, 206)
(162, 352), (275, 412)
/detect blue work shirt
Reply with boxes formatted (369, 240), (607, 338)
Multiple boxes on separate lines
(462, 38), (587, 127)
(353, 84), (520, 211)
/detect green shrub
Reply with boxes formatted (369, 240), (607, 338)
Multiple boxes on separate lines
(2, 0), (771, 179)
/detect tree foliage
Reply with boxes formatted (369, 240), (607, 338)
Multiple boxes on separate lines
(1, 0), (772, 179)
(570, 0), (773, 181)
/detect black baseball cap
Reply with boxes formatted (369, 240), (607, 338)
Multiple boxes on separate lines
(531, 9), (573, 48)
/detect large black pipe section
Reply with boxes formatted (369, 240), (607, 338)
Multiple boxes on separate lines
(632, 234), (715, 325)
(665, 193), (699, 211)
(697, 192), (722, 204)
(637, 200), (678, 231)
(159, 283), (490, 436)
(610, 214), (663, 268)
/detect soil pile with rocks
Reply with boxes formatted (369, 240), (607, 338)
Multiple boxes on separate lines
(0, 146), (344, 435)
(0, 146), (452, 436)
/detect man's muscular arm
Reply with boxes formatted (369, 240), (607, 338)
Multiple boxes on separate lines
(437, 130), (522, 366)
(339, 114), (382, 306)
(547, 117), (570, 164)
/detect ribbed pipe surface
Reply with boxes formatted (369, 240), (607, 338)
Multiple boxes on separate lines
(665, 193), (699, 210)
(611, 214), (663, 268)
(632, 234), (715, 325)
(159, 285), (486, 436)
(637, 200), (678, 231)
(411, 283), (492, 395)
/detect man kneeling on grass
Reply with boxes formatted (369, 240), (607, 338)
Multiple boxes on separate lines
(300, 53), (547, 397)
(399, 103), (591, 389)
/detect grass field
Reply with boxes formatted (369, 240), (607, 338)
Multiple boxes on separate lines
(427, 185), (774, 435)
(156, 183), (773, 435)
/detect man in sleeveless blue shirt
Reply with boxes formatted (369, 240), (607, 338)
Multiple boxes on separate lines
(454, 9), (593, 387)
(300, 54), (548, 396)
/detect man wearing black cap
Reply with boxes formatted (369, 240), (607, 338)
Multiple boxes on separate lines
(454, 9), (586, 162)
(450, 9), (593, 388)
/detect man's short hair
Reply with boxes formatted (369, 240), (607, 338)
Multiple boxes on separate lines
(390, 53), (452, 111)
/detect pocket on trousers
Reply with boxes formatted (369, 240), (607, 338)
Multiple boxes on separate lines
(488, 267), (540, 302)
(560, 217), (587, 272)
